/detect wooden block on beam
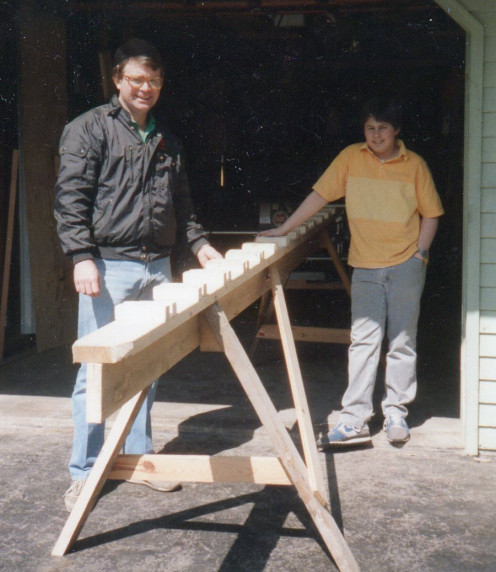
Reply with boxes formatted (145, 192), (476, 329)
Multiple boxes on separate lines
(255, 235), (289, 248)
(224, 249), (262, 268)
(310, 214), (327, 224)
(205, 258), (247, 279)
(114, 300), (176, 323)
(182, 268), (231, 294)
(241, 241), (277, 258)
(153, 282), (204, 305)
(288, 228), (302, 241)
(302, 219), (316, 231)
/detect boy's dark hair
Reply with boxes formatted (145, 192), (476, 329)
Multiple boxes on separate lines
(360, 97), (402, 131)
(112, 38), (163, 78)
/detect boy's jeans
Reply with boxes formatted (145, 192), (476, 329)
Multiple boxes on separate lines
(340, 256), (426, 428)
(69, 257), (172, 481)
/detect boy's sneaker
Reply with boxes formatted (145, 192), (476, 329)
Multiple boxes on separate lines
(63, 479), (86, 512)
(317, 422), (372, 449)
(384, 415), (410, 444)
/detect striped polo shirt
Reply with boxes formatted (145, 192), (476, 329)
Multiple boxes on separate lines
(313, 141), (444, 269)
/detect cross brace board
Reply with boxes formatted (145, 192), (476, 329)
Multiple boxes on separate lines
(52, 208), (359, 571)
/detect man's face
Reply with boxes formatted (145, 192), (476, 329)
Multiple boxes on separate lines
(364, 117), (400, 161)
(114, 58), (163, 120)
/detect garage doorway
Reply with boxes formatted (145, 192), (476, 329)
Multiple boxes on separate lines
(63, 1), (465, 421)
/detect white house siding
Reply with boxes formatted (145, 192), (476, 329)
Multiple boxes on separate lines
(478, 8), (496, 451)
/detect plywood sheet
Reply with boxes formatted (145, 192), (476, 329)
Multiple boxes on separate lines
(19, 1), (76, 351)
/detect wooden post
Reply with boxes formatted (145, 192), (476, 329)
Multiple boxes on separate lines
(0, 150), (19, 360)
(269, 266), (327, 498)
(319, 229), (351, 297)
(52, 387), (150, 557)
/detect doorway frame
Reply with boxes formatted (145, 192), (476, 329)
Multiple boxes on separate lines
(435, 0), (484, 455)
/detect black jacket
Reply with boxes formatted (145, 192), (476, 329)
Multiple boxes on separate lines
(55, 95), (209, 264)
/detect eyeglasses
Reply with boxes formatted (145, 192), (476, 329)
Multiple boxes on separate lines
(122, 74), (164, 89)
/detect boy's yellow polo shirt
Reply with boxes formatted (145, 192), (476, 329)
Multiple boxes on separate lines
(313, 141), (444, 269)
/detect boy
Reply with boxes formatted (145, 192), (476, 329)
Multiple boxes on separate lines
(260, 97), (443, 447)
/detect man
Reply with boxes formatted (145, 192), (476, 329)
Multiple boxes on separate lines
(55, 39), (222, 511)
(260, 97), (443, 448)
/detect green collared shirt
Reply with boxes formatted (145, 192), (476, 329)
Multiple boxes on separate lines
(132, 114), (156, 143)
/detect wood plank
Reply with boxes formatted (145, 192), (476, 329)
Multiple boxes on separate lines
(73, 220), (329, 364)
(480, 265), (496, 288)
(225, 248), (263, 268)
(257, 324), (351, 345)
(114, 300), (176, 323)
(0, 150), (18, 359)
(199, 314), (223, 352)
(284, 280), (346, 291)
(182, 268), (231, 294)
(255, 235), (290, 248)
(483, 87), (496, 113)
(480, 380), (496, 403)
(479, 428), (496, 450)
(241, 241), (277, 257)
(482, 112), (496, 138)
(153, 282), (203, 305)
(481, 239), (496, 264)
(319, 230), (351, 297)
(484, 62), (496, 88)
(479, 358), (496, 380)
(205, 258), (247, 279)
(482, 163), (496, 188)
(482, 186), (496, 211)
(479, 403), (496, 427)
(204, 303), (359, 572)
(479, 334), (496, 357)
(108, 454), (292, 485)
(480, 311), (496, 332)
(480, 287), (496, 311)
(19, 2), (76, 352)
(482, 138), (496, 164)
(481, 214), (496, 238)
(52, 387), (149, 556)
(270, 266), (326, 497)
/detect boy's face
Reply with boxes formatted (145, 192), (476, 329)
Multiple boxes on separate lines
(364, 117), (400, 161)
(114, 58), (163, 121)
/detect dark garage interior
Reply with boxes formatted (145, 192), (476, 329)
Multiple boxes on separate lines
(1, 0), (464, 418)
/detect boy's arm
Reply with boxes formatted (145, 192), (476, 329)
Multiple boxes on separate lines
(414, 216), (440, 262)
(258, 190), (329, 237)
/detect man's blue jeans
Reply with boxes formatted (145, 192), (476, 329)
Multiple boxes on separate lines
(340, 256), (426, 428)
(69, 257), (172, 480)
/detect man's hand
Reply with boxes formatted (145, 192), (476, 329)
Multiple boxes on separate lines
(196, 244), (223, 268)
(74, 259), (101, 297)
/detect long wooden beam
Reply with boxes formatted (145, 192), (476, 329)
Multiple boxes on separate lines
(79, 211), (334, 423)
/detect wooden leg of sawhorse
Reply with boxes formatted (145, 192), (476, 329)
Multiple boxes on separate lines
(269, 266), (326, 498)
(248, 289), (274, 358)
(52, 387), (150, 556)
(205, 303), (359, 572)
(319, 230), (351, 297)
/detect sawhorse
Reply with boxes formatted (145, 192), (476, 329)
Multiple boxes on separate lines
(52, 211), (359, 572)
